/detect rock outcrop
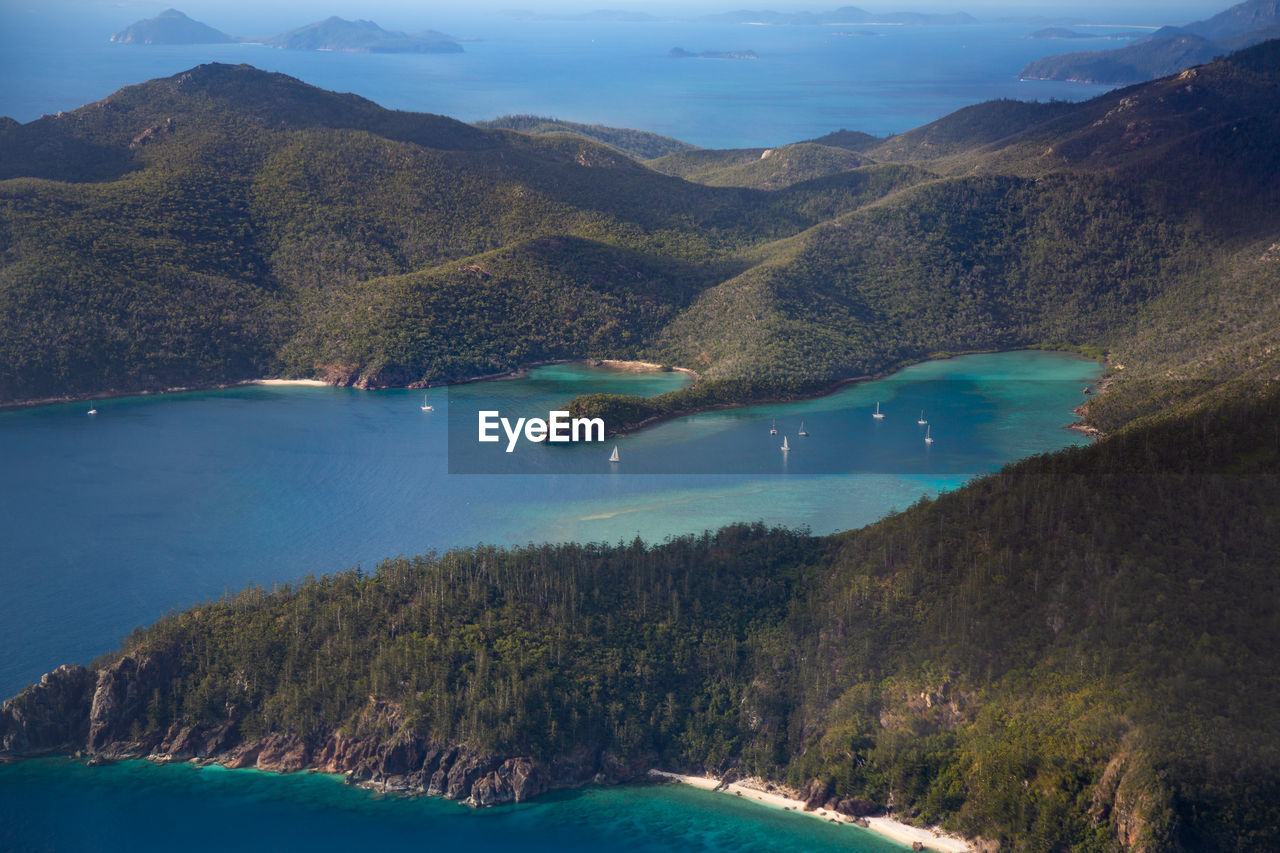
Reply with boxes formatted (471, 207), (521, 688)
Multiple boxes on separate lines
(87, 644), (182, 753)
(0, 664), (94, 755)
(1, 659), (658, 809)
(468, 757), (549, 805)
(1089, 750), (1178, 851)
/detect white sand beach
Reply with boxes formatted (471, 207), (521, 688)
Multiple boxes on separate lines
(595, 359), (699, 378)
(648, 771), (972, 852)
(247, 379), (330, 386)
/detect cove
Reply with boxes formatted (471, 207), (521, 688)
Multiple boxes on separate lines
(0, 757), (910, 853)
(0, 351), (1099, 700)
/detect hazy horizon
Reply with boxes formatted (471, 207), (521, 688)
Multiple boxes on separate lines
(9, 0), (1231, 35)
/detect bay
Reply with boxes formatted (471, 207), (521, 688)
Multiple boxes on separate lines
(0, 351), (1098, 700)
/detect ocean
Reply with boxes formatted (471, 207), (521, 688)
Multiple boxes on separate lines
(0, 1), (1152, 147)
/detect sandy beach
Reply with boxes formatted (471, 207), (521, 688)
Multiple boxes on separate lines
(594, 359), (700, 379)
(648, 771), (972, 852)
(247, 379), (331, 386)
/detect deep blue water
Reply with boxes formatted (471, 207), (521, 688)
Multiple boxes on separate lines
(0, 352), (1098, 700)
(0, 1), (1152, 146)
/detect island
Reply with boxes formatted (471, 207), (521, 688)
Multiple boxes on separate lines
(261, 16), (462, 54)
(694, 6), (977, 26)
(108, 10), (462, 54)
(668, 47), (759, 60)
(1026, 27), (1142, 40)
(110, 8), (234, 45)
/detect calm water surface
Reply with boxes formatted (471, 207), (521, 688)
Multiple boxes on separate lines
(0, 351), (1098, 699)
(0, 758), (910, 853)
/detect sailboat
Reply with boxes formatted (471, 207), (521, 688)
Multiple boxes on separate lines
(420, 394), (434, 412)
(873, 402), (885, 419)
(609, 445), (620, 463)
(917, 410), (927, 425)
(798, 421), (808, 436)
(924, 425), (934, 444)
(86, 406), (98, 416)
(769, 419), (777, 435)
(780, 435), (790, 452)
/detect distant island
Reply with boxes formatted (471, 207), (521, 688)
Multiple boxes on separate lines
(694, 6), (976, 26)
(1026, 27), (1142, 40)
(109, 8), (234, 45)
(110, 9), (462, 54)
(668, 47), (759, 60)
(260, 16), (461, 54)
(497, 9), (662, 22)
(1020, 0), (1280, 83)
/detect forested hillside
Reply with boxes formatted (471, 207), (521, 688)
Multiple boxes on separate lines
(3, 43), (1279, 438)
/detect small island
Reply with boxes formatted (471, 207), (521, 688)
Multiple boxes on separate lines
(668, 47), (759, 60)
(1026, 27), (1141, 40)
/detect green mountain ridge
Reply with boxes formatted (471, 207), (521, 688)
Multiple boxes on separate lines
(475, 115), (697, 160)
(4, 45), (1279, 428)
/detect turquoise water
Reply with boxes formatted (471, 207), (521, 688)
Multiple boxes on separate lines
(0, 758), (909, 853)
(0, 353), (1096, 848)
(0, 2), (1138, 146)
(0, 351), (1098, 700)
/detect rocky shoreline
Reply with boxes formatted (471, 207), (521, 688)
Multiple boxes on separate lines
(0, 650), (653, 808)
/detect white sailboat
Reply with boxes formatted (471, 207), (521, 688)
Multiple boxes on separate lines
(917, 410), (927, 425)
(924, 425), (934, 444)
(873, 402), (885, 419)
(769, 419), (777, 435)
(420, 394), (434, 412)
(609, 445), (620, 463)
(798, 421), (808, 436)
(86, 406), (98, 416)
(780, 435), (790, 452)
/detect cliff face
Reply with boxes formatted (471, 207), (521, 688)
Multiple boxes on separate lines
(0, 653), (653, 808)
(0, 664), (93, 755)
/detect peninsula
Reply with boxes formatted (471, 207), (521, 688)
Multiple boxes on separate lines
(1020, 0), (1280, 82)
